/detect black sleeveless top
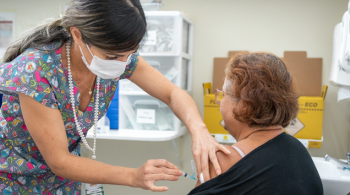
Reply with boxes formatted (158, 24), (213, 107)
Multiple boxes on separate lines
(188, 133), (323, 195)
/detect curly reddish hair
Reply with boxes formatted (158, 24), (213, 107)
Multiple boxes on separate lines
(224, 52), (299, 128)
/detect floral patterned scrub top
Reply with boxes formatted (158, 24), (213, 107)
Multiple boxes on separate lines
(0, 42), (139, 195)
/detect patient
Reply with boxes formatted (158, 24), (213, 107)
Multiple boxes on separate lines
(189, 52), (323, 195)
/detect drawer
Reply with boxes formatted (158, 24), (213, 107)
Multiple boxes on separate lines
(119, 95), (175, 131)
(139, 14), (178, 53)
(119, 57), (184, 91)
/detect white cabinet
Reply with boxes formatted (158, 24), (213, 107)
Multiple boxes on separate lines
(88, 11), (193, 141)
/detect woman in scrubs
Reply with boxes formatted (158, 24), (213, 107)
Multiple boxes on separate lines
(0, 0), (229, 194)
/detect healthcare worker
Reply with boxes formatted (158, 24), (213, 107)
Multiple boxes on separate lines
(0, 0), (230, 194)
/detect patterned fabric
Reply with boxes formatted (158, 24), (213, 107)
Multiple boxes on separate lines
(0, 42), (139, 195)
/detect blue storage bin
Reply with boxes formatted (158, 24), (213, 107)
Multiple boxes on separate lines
(108, 99), (119, 108)
(107, 85), (119, 129)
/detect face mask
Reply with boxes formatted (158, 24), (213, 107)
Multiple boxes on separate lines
(79, 44), (132, 79)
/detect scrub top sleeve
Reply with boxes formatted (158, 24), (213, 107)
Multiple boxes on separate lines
(0, 48), (59, 109)
(119, 52), (140, 80)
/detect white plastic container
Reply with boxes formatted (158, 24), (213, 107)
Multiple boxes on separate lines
(119, 80), (143, 92)
(119, 56), (189, 92)
(96, 115), (110, 134)
(139, 11), (192, 54)
(140, 0), (162, 11)
(119, 95), (176, 131)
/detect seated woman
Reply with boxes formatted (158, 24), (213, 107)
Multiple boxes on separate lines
(189, 52), (323, 195)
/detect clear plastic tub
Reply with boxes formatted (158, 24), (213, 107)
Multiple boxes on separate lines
(139, 14), (177, 53)
(119, 56), (182, 92)
(140, 0), (162, 11)
(96, 115), (110, 134)
(119, 95), (174, 131)
(119, 80), (143, 92)
(141, 4), (162, 11)
(139, 12), (192, 54)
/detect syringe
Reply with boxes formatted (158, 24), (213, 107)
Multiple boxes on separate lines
(180, 160), (197, 180)
(181, 171), (197, 180)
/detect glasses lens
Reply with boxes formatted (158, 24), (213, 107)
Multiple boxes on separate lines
(218, 91), (224, 101)
(215, 90), (224, 105)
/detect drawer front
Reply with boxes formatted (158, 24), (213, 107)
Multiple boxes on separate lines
(119, 95), (176, 131)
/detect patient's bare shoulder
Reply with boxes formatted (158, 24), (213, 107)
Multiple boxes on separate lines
(194, 145), (244, 187)
(209, 145), (244, 179)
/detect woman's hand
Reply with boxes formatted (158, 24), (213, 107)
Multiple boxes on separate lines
(133, 159), (183, 192)
(191, 124), (231, 182)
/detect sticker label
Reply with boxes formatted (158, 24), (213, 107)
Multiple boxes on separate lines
(144, 31), (157, 45)
(137, 109), (155, 124)
(284, 118), (304, 136)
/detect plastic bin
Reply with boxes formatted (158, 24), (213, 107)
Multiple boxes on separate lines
(119, 95), (174, 131)
(139, 11), (192, 54)
(139, 13), (178, 53)
(119, 57), (182, 92)
(106, 85), (119, 129)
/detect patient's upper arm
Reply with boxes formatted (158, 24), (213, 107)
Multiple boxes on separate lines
(209, 145), (243, 179)
(194, 145), (243, 187)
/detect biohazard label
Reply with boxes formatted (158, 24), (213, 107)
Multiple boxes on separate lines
(284, 118), (304, 136)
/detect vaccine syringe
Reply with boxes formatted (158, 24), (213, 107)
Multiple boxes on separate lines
(181, 171), (197, 180)
(180, 160), (197, 180)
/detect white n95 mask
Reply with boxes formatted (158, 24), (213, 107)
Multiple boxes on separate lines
(79, 44), (132, 79)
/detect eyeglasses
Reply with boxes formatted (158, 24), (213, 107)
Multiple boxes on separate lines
(215, 89), (225, 105)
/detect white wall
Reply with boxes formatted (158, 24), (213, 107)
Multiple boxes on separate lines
(1, 0), (349, 194)
(159, 0), (350, 160)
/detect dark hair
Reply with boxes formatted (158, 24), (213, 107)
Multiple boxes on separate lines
(3, 0), (147, 62)
(225, 52), (299, 128)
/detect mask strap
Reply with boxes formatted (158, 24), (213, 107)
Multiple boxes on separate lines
(78, 45), (85, 56)
(126, 54), (132, 62)
(86, 44), (94, 56)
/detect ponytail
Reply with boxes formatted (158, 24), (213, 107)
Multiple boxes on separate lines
(3, 18), (70, 63)
(2, 0), (146, 63)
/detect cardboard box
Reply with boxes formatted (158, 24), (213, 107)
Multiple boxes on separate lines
(213, 51), (245, 90)
(228, 51), (247, 58)
(213, 58), (230, 91)
(282, 51), (322, 97)
(204, 51), (326, 148)
(284, 86), (327, 148)
(214, 51), (323, 97)
(203, 83), (236, 143)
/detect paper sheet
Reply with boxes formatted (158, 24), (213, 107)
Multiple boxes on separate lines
(0, 13), (15, 60)
(338, 86), (350, 102)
